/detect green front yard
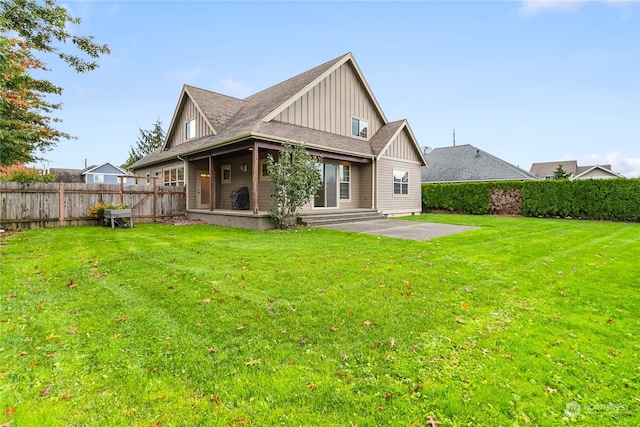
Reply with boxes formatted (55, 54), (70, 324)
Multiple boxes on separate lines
(1, 215), (638, 426)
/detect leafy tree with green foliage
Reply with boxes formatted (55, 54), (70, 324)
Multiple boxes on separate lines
(266, 142), (322, 229)
(0, 0), (110, 166)
(552, 164), (571, 180)
(121, 118), (165, 169)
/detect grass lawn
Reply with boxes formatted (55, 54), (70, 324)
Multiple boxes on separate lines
(0, 214), (638, 426)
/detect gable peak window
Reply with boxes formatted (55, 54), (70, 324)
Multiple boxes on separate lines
(185, 119), (196, 140)
(351, 118), (368, 139)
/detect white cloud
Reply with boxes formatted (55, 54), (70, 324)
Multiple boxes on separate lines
(579, 151), (640, 178)
(219, 78), (252, 98)
(520, 0), (637, 16)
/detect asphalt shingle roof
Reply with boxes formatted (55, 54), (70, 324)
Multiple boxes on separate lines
(130, 53), (425, 169)
(529, 160), (578, 177)
(421, 144), (538, 183)
(130, 54), (350, 169)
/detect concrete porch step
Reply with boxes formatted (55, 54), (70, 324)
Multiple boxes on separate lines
(298, 209), (386, 226)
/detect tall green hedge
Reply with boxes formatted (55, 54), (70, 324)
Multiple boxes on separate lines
(521, 179), (640, 222)
(422, 179), (640, 222)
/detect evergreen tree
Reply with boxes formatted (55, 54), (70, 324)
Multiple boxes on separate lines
(122, 119), (165, 169)
(552, 164), (571, 180)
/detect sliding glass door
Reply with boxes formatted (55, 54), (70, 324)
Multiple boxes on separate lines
(314, 163), (337, 208)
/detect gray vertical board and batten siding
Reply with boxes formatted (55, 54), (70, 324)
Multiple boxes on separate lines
(169, 97), (213, 149)
(274, 63), (384, 140)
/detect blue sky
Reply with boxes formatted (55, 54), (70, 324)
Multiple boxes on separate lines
(33, 0), (640, 177)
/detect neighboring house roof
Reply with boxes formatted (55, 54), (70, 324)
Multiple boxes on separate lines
(82, 162), (131, 177)
(529, 161), (623, 179)
(572, 165), (624, 180)
(421, 144), (538, 183)
(529, 161), (578, 178)
(51, 166), (97, 183)
(130, 52), (426, 170)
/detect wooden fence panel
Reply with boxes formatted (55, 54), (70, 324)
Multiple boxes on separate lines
(0, 182), (186, 229)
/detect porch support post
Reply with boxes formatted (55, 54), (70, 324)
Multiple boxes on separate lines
(371, 159), (376, 210)
(209, 155), (215, 211)
(252, 142), (259, 214)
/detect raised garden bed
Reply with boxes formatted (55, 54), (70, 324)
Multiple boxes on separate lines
(103, 209), (133, 229)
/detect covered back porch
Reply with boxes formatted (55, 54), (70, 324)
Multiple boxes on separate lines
(182, 139), (377, 229)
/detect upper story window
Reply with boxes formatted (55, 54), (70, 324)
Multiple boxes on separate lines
(351, 118), (368, 139)
(185, 119), (196, 140)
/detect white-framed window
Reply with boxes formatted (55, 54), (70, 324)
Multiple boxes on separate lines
(393, 170), (409, 196)
(93, 174), (104, 183)
(163, 167), (185, 186)
(185, 119), (196, 140)
(339, 164), (350, 200)
(221, 164), (231, 184)
(259, 159), (270, 181)
(351, 118), (368, 139)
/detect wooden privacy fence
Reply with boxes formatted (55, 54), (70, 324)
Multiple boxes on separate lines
(0, 178), (186, 229)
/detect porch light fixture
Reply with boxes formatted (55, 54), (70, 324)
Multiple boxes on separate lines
(240, 163), (248, 172)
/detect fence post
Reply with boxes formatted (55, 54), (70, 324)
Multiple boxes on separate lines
(153, 177), (157, 223)
(59, 182), (65, 227)
(120, 177), (124, 205)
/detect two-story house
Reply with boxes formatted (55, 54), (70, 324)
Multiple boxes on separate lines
(130, 52), (427, 230)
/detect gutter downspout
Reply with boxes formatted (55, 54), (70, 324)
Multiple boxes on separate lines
(177, 155), (187, 210)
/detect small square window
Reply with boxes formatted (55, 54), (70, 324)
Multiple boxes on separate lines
(94, 174), (104, 183)
(351, 118), (368, 139)
(221, 164), (231, 184)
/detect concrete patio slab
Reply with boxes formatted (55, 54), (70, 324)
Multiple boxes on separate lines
(319, 219), (477, 241)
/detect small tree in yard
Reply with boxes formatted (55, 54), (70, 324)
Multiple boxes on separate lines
(552, 164), (571, 180)
(267, 142), (322, 229)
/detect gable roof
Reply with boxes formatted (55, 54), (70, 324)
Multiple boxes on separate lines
(131, 53), (425, 170)
(421, 144), (538, 183)
(572, 165), (624, 180)
(529, 161), (578, 177)
(370, 119), (427, 165)
(529, 161), (622, 179)
(82, 162), (131, 176)
(261, 52), (388, 125)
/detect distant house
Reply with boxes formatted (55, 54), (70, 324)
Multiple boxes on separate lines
(52, 162), (133, 185)
(529, 161), (624, 180)
(130, 52), (427, 229)
(421, 144), (538, 183)
(51, 166), (92, 184)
